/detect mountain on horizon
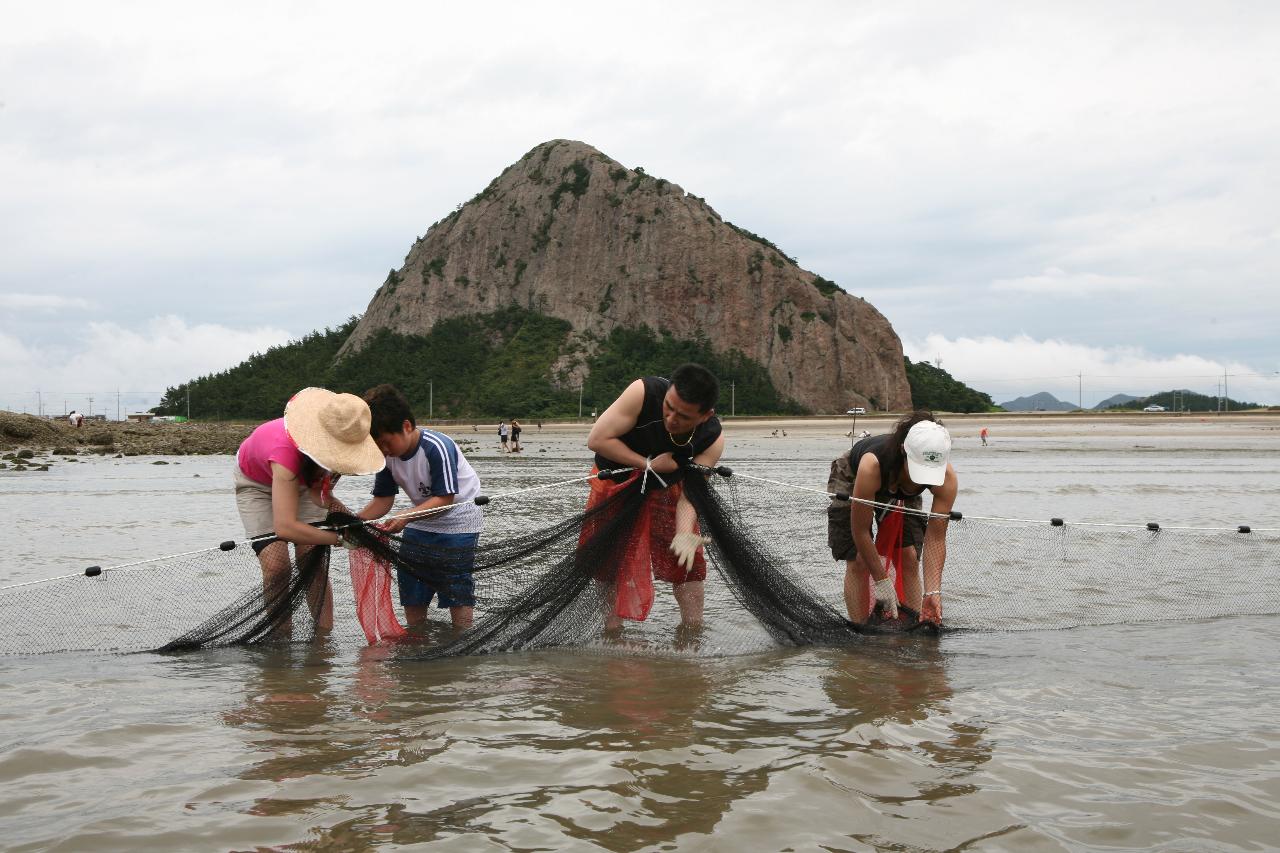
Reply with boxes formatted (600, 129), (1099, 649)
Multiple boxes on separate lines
(1093, 393), (1139, 410)
(998, 391), (1076, 412)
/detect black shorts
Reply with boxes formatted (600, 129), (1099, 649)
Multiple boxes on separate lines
(827, 496), (927, 561)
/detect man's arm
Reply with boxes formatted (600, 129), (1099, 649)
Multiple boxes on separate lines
(673, 432), (726, 536)
(919, 463), (958, 624)
(587, 379), (677, 473)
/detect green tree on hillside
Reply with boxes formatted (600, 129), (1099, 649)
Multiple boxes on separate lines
(154, 310), (803, 420)
(904, 357), (996, 413)
(1104, 389), (1258, 412)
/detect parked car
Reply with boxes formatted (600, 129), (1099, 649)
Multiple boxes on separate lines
(1143, 405), (1166, 412)
(846, 407), (867, 415)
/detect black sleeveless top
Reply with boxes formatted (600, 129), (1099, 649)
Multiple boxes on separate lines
(846, 433), (922, 503)
(593, 376), (722, 476)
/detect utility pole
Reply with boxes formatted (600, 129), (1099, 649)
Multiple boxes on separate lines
(1223, 370), (1229, 412)
(731, 381), (735, 417)
(429, 379), (433, 419)
(36, 389), (42, 418)
(1078, 372), (1083, 411)
(116, 389), (121, 421)
(186, 389), (190, 420)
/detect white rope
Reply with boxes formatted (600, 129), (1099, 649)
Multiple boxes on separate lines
(727, 468), (1280, 532)
(324, 471), (609, 529)
(639, 457), (667, 494)
(726, 470), (944, 519)
(0, 468), (611, 589)
(5, 463), (1275, 594)
(484, 472), (608, 503)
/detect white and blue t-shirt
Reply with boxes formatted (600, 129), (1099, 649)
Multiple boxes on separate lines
(372, 428), (484, 534)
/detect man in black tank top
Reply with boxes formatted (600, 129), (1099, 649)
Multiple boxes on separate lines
(587, 364), (726, 630)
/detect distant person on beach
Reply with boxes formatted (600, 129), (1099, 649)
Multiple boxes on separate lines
(234, 388), (384, 633)
(585, 363), (725, 633)
(509, 419), (523, 452)
(357, 384), (483, 630)
(498, 420), (509, 452)
(68, 410), (83, 428)
(827, 412), (957, 628)
(980, 427), (989, 446)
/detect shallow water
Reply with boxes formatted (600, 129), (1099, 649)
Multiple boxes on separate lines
(2, 422), (1279, 850)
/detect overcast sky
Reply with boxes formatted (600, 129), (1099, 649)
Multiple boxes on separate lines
(3, 1), (1278, 416)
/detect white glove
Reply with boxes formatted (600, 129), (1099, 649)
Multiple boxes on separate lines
(872, 575), (899, 618)
(670, 532), (711, 571)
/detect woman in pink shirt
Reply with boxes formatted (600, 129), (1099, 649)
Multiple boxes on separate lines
(234, 387), (384, 631)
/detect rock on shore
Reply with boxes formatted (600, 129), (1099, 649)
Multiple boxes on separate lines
(0, 412), (251, 460)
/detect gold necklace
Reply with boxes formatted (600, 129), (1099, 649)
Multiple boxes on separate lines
(668, 429), (694, 447)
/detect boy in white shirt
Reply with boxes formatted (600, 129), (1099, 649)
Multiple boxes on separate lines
(357, 384), (484, 629)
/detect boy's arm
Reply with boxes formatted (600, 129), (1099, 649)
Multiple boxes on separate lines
(384, 494), (455, 534)
(356, 495), (395, 522)
(357, 467), (398, 524)
(379, 435), (464, 534)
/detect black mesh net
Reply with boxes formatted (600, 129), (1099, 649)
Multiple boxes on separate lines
(2, 465), (1277, 658)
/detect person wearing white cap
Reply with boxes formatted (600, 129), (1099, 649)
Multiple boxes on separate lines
(233, 388), (385, 631)
(826, 412), (957, 627)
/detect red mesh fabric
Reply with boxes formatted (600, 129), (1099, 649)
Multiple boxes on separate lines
(865, 501), (907, 606)
(348, 535), (406, 644)
(583, 469), (706, 622)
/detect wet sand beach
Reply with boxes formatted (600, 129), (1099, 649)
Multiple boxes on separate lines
(2, 419), (1279, 849)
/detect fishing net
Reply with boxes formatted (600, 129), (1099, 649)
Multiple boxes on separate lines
(2, 465), (1278, 658)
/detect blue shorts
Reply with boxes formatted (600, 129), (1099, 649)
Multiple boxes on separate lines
(397, 528), (479, 609)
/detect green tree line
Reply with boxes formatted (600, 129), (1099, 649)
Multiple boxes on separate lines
(155, 309), (806, 421)
(1103, 389), (1260, 412)
(903, 357), (997, 413)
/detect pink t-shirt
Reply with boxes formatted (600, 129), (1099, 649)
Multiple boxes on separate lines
(237, 418), (305, 486)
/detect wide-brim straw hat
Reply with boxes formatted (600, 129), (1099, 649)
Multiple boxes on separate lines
(284, 387), (385, 475)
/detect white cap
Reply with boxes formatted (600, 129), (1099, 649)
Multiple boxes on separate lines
(904, 421), (951, 486)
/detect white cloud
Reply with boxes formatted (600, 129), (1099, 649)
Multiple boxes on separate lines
(904, 333), (1280, 407)
(989, 268), (1149, 296)
(0, 293), (94, 311)
(0, 316), (292, 416)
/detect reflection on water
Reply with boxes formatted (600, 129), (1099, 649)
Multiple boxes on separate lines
(3, 426), (1280, 849)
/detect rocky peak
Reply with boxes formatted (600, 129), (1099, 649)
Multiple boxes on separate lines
(339, 139), (910, 413)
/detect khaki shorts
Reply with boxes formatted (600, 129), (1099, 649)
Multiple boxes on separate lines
(233, 465), (326, 538)
(827, 495), (927, 562)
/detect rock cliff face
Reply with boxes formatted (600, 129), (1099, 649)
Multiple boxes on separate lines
(340, 140), (910, 413)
